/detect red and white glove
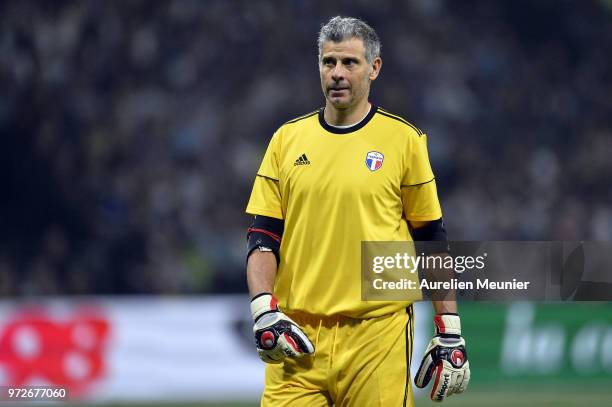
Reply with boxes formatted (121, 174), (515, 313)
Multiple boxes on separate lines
(415, 314), (471, 402)
(251, 293), (315, 364)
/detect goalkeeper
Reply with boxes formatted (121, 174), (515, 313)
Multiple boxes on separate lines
(246, 16), (470, 406)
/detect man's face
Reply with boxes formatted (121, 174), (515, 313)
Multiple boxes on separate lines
(319, 38), (381, 110)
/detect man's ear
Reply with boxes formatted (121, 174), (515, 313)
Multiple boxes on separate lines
(369, 57), (382, 80)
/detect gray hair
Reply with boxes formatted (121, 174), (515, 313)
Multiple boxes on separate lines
(318, 16), (381, 64)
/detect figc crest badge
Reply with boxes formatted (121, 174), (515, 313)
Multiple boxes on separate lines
(365, 151), (384, 172)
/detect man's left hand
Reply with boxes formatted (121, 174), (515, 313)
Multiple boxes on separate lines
(415, 314), (470, 402)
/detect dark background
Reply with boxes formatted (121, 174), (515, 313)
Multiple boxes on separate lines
(1, 0), (611, 296)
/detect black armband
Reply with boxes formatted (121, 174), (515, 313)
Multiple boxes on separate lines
(247, 215), (284, 265)
(411, 218), (450, 255)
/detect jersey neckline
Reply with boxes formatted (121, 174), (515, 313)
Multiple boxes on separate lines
(318, 104), (378, 134)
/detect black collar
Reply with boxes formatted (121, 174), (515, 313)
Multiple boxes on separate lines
(318, 105), (378, 134)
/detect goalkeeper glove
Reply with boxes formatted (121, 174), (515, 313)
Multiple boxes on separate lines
(250, 293), (315, 363)
(415, 314), (471, 402)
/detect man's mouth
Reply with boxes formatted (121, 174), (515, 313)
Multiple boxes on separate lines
(329, 87), (349, 95)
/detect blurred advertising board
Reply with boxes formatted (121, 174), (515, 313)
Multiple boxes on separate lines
(461, 302), (612, 386)
(0, 296), (263, 402)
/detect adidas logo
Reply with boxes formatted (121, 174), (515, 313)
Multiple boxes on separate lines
(294, 153), (311, 166)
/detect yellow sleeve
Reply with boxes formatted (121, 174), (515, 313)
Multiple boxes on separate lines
(245, 131), (284, 219)
(401, 133), (435, 186)
(401, 179), (442, 221)
(401, 133), (442, 221)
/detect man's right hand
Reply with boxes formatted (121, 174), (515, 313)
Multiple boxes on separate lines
(251, 293), (315, 363)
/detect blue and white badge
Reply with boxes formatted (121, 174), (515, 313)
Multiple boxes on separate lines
(365, 151), (384, 172)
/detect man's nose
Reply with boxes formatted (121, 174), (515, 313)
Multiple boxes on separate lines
(331, 63), (345, 81)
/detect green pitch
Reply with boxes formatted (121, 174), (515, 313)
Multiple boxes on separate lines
(417, 391), (612, 407)
(58, 390), (612, 407)
(54, 384), (612, 407)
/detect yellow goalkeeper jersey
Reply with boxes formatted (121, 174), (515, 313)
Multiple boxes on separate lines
(246, 105), (442, 318)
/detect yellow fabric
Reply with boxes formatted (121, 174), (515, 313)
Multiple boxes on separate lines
(246, 107), (442, 318)
(262, 308), (415, 407)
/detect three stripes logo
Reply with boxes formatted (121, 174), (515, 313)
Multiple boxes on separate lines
(294, 153), (311, 166)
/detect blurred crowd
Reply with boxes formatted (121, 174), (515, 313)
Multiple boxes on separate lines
(1, 0), (611, 296)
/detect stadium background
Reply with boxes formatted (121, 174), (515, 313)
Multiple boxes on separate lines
(1, 0), (611, 405)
